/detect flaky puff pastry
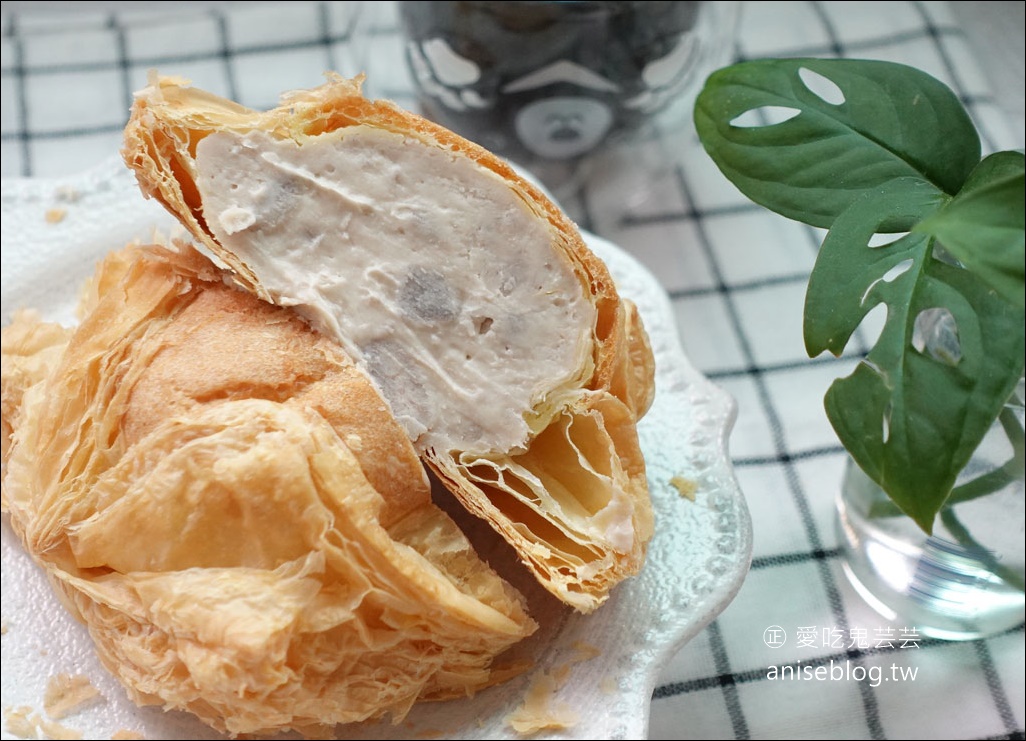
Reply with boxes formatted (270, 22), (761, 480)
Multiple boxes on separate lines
(0, 244), (536, 737)
(122, 74), (656, 612)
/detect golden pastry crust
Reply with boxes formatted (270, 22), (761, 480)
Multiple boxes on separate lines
(1, 243), (536, 737)
(122, 74), (656, 612)
(0, 309), (72, 463)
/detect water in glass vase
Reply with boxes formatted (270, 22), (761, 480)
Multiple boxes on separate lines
(837, 380), (1025, 640)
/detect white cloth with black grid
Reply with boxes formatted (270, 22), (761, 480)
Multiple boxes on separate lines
(1, 2), (1022, 740)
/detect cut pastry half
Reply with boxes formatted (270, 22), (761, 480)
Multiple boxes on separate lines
(123, 73), (656, 612)
(1, 244), (536, 737)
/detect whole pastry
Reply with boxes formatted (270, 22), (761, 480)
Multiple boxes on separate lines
(123, 73), (657, 612)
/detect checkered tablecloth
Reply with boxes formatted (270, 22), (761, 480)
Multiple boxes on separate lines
(1, 2), (1023, 740)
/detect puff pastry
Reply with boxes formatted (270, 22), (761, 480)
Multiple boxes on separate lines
(122, 74), (656, 611)
(1, 244), (536, 737)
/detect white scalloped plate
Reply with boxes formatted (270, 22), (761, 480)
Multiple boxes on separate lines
(0, 157), (751, 741)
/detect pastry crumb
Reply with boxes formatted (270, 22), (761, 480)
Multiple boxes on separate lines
(45, 208), (67, 224)
(44, 673), (102, 719)
(599, 675), (619, 694)
(54, 186), (80, 203)
(504, 641), (599, 734)
(4, 705), (37, 737)
(670, 475), (698, 501)
(506, 669), (578, 735)
(111, 731), (146, 740)
(569, 640), (602, 662)
(550, 664), (572, 684)
(3, 705), (82, 740)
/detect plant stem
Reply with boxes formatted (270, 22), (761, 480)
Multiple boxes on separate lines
(863, 404), (1025, 593)
(939, 507), (1026, 593)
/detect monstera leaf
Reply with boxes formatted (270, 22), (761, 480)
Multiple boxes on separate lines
(695, 58), (1025, 531)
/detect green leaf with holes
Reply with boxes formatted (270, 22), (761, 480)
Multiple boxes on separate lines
(695, 57), (1026, 532)
(693, 58), (980, 229)
(806, 182), (1025, 530)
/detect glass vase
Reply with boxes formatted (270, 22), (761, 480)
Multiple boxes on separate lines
(836, 378), (1025, 640)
